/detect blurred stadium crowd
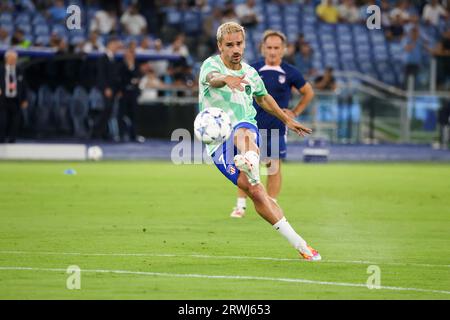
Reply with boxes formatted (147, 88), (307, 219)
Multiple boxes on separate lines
(0, 0), (449, 142)
(1, 0), (449, 86)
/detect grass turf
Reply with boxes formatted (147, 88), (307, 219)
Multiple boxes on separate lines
(0, 161), (449, 299)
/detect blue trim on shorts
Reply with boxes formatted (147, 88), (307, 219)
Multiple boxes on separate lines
(211, 122), (259, 186)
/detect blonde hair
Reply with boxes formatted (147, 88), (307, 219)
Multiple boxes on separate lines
(216, 22), (246, 43)
(262, 29), (287, 45)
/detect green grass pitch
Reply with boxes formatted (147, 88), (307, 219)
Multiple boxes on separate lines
(0, 161), (449, 299)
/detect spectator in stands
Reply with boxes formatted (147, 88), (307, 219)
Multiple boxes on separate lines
(120, 4), (148, 36)
(47, 0), (66, 24)
(149, 38), (169, 77)
(359, 0), (376, 23)
(167, 61), (196, 94)
(49, 32), (68, 53)
(92, 37), (122, 140)
(119, 48), (141, 142)
(293, 35), (317, 78)
(15, 0), (35, 12)
(338, 0), (360, 23)
(168, 34), (190, 59)
(127, 39), (138, 52)
(200, 7), (223, 58)
(195, 0), (211, 14)
(403, 25), (425, 87)
(34, 36), (49, 48)
(161, 64), (186, 97)
(0, 50), (28, 143)
(284, 42), (297, 65)
(295, 43), (316, 80)
(183, 64), (196, 90)
(139, 63), (165, 101)
(295, 33), (308, 51)
(236, 0), (260, 28)
(385, 13), (405, 41)
(90, 6), (118, 35)
(0, 1), (13, 12)
(314, 67), (337, 90)
(221, 1), (239, 24)
(11, 29), (31, 49)
(0, 28), (10, 46)
(380, 0), (392, 29)
(437, 99), (450, 149)
(390, 0), (418, 26)
(422, 0), (448, 27)
(137, 37), (153, 53)
(204, 7), (223, 39)
(390, 0), (409, 23)
(171, 69), (190, 97)
(82, 31), (105, 53)
(203, 6), (223, 40)
(316, 0), (339, 24)
(431, 29), (450, 89)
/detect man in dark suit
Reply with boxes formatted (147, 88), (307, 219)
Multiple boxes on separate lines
(92, 37), (122, 139)
(119, 47), (141, 141)
(0, 50), (28, 143)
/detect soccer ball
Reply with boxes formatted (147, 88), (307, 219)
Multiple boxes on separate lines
(194, 107), (232, 144)
(87, 146), (103, 161)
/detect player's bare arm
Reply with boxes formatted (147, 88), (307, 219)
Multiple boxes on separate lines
(206, 72), (249, 91)
(284, 82), (315, 118)
(255, 94), (312, 137)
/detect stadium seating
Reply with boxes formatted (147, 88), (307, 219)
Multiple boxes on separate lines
(70, 86), (90, 138)
(22, 89), (37, 130)
(53, 86), (72, 132)
(0, 13), (13, 25)
(88, 87), (105, 111)
(36, 85), (53, 135)
(108, 97), (121, 141)
(4, 1), (440, 90)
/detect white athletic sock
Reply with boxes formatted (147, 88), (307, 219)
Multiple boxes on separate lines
(244, 150), (259, 164)
(244, 150), (260, 182)
(273, 217), (307, 252)
(237, 197), (247, 210)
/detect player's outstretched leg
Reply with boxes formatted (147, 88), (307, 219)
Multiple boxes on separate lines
(230, 139), (282, 218)
(236, 171), (320, 261)
(233, 128), (321, 261)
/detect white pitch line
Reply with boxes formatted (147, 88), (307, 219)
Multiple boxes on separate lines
(0, 266), (449, 296)
(0, 250), (449, 269)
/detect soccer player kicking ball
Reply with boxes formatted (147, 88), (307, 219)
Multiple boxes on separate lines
(230, 30), (315, 218)
(199, 22), (321, 261)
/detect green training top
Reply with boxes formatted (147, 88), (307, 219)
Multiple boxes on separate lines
(198, 55), (268, 155)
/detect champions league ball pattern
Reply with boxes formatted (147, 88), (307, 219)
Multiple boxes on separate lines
(194, 107), (232, 145)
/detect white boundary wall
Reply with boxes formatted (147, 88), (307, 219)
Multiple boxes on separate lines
(0, 144), (87, 160)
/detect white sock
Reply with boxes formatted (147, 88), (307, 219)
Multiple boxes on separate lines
(244, 150), (259, 164)
(244, 150), (260, 181)
(273, 217), (307, 252)
(236, 197), (246, 210)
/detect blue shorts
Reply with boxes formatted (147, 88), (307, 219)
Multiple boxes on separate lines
(258, 127), (287, 160)
(211, 122), (259, 186)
